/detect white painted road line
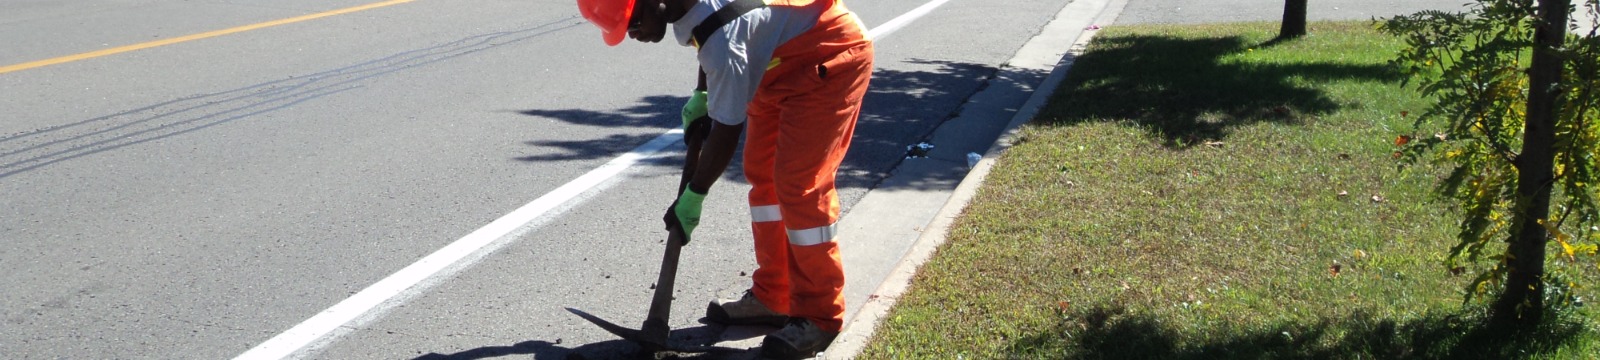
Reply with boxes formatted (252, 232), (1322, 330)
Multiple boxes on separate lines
(865, 0), (951, 40)
(233, 130), (685, 360)
(235, 0), (954, 357)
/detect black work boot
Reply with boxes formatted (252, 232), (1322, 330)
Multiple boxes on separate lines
(705, 290), (788, 327)
(759, 318), (838, 359)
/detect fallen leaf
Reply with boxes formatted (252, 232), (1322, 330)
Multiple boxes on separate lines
(1401, 111), (1410, 118)
(1337, 190), (1350, 198)
(1058, 301), (1070, 313)
(1393, 151), (1403, 159)
(1355, 249), (1367, 260)
(1331, 262), (1342, 277)
(1337, 153), (1351, 160)
(1371, 195), (1385, 203)
(1204, 141), (1225, 147)
(1395, 135), (1412, 146)
(1435, 133), (1448, 141)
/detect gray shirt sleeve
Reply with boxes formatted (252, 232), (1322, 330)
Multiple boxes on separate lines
(672, 1), (819, 126)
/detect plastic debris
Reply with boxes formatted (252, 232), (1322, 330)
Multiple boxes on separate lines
(967, 152), (982, 169)
(905, 141), (935, 158)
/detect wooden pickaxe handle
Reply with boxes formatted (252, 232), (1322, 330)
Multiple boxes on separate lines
(639, 116), (713, 345)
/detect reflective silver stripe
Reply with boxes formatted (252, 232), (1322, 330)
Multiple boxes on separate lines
(750, 205), (782, 222)
(787, 224), (838, 246)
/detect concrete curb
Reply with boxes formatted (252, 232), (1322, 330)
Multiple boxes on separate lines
(821, 0), (1129, 358)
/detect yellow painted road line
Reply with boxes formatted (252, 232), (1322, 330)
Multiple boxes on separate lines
(0, 0), (414, 75)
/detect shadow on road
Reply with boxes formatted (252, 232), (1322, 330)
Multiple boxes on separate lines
(412, 323), (763, 360)
(509, 94), (683, 164)
(511, 58), (1023, 194)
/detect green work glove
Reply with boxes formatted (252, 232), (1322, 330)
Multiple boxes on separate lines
(664, 188), (706, 244)
(681, 90), (708, 131)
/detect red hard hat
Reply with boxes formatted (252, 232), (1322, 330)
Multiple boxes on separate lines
(577, 0), (635, 46)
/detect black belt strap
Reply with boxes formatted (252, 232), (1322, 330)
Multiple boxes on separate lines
(691, 0), (768, 49)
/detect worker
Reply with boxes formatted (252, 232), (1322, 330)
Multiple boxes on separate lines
(577, 0), (873, 358)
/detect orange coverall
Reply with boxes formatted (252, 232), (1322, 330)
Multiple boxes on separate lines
(741, 0), (873, 333)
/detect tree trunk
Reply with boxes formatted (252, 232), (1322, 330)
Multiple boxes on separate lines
(1279, 0), (1308, 39)
(1492, 0), (1570, 328)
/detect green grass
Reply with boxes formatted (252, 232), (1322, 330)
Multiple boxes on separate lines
(858, 22), (1599, 359)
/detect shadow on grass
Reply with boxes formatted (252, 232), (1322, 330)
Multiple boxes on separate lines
(1008, 305), (1589, 360)
(1039, 34), (1402, 147)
